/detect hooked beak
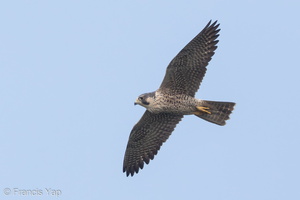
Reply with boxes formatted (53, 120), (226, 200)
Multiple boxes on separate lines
(134, 99), (139, 105)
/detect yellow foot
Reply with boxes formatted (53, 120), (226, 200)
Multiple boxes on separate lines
(196, 106), (211, 114)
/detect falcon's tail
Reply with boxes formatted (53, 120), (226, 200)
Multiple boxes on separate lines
(194, 100), (235, 126)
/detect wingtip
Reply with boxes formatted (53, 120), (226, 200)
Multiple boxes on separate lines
(123, 167), (139, 177)
(123, 162), (142, 177)
(207, 19), (219, 26)
(203, 20), (220, 35)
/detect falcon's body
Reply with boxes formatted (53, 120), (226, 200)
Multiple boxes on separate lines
(123, 20), (236, 176)
(136, 91), (199, 114)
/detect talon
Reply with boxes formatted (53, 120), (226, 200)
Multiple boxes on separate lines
(196, 106), (211, 114)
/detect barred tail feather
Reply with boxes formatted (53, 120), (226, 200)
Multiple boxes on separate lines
(194, 100), (235, 126)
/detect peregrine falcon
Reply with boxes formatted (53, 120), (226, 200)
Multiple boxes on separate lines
(123, 20), (235, 176)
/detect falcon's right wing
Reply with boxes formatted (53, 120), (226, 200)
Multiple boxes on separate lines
(123, 111), (183, 176)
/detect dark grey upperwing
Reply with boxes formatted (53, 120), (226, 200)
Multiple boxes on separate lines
(159, 20), (220, 97)
(123, 111), (183, 176)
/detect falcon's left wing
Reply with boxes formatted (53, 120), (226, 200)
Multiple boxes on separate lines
(123, 111), (183, 176)
(159, 20), (220, 96)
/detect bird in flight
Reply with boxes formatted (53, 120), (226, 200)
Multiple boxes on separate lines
(123, 20), (235, 176)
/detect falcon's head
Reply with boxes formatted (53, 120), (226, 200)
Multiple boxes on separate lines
(134, 92), (155, 108)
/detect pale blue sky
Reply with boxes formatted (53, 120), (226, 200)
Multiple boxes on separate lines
(1, 1), (300, 200)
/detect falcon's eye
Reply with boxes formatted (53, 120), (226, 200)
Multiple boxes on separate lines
(138, 97), (143, 101)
